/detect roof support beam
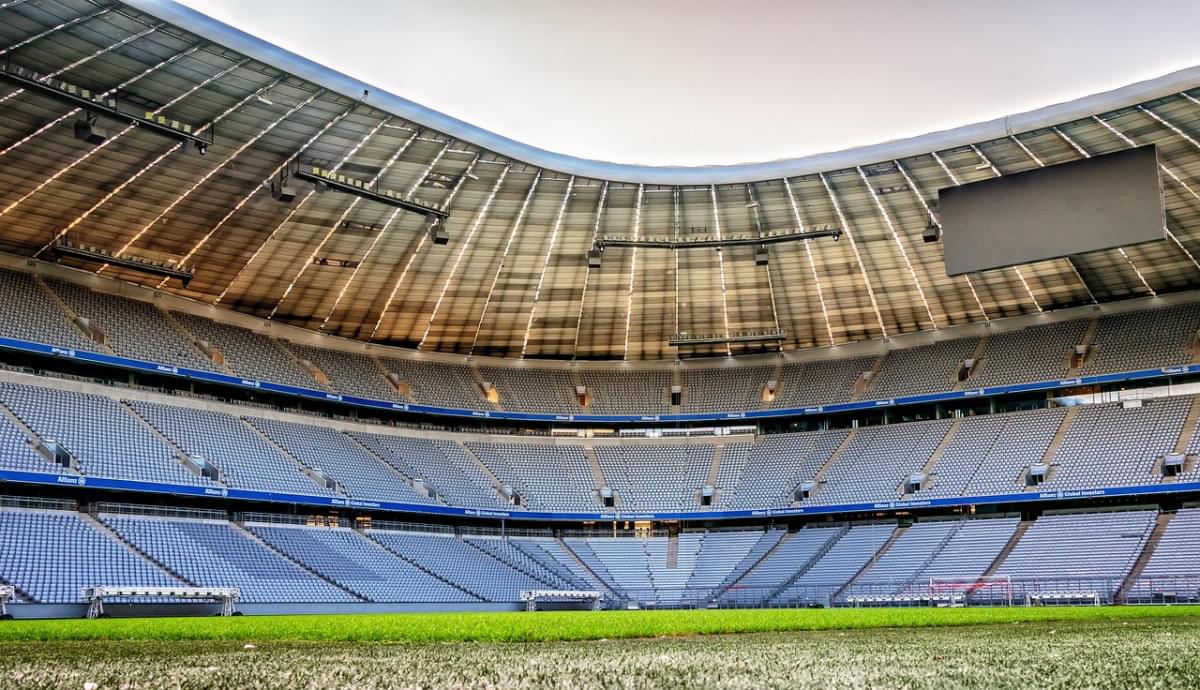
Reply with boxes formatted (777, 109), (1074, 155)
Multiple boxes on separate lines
(0, 26), (170, 158)
(819, 172), (889, 337)
(469, 170), (542, 355)
(782, 176), (836, 344)
(672, 187), (681, 341)
(367, 145), (474, 341)
(931, 150), (1042, 312)
(570, 180), (608, 357)
(1051, 124), (1158, 295)
(163, 95), (352, 292)
(39, 62), (264, 262)
(419, 164), (511, 350)
(893, 160), (989, 322)
(856, 166), (938, 328)
(216, 112), (386, 305)
(521, 175), (576, 358)
(0, 21), (160, 107)
(621, 183), (644, 360)
(746, 183), (783, 351)
(1113, 104), (1200, 273)
(0, 7), (112, 57)
(708, 184), (733, 355)
(1002, 136), (1098, 303)
(268, 118), (422, 320)
(14, 48), (237, 238)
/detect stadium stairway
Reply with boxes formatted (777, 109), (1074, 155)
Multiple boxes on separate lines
(364, 532), (488, 601)
(582, 447), (609, 504)
(240, 420), (346, 497)
(1028, 406), (1081, 489)
(342, 433), (443, 503)
(849, 355), (885, 402)
(36, 275), (115, 355)
(557, 537), (622, 595)
(463, 539), (564, 590)
(907, 420), (963, 498)
(833, 525), (907, 600)
(712, 529), (788, 599)
(1116, 511), (1175, 604)
(457, 443), (514, 506)
(806, 430), (859, 502)
(1173, 395), (1200, 455)
(763, 526), (848, 603)
(952, 335), (990, 391)
(84, 512), (196, 586)
(982, 519), (1035, 577)
(121, 402), (222, 485)
(233, 522), (366, 601)
(1066, 318), (1101, 376)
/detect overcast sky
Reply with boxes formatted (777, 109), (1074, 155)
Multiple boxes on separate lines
(179, 0), (1200, 167)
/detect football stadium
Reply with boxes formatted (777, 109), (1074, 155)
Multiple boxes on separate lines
(2, 0), (1200, 687)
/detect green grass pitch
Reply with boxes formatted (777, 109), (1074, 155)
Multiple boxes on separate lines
(3, 606), (1200, 688)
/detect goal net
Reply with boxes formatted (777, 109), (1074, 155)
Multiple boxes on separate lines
(928, 575), (1013, 606)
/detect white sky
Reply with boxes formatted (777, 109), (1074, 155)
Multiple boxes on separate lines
(179, 0), (1200, 167)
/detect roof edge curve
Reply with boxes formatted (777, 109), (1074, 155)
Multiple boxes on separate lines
(127, 0), (1200, 185)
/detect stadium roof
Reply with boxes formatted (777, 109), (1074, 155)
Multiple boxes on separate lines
(3, 0), (1200, 360)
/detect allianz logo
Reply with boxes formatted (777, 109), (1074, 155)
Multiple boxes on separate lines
(51, 347), (77, 357)
(324, 393), (342, 401)
(874, 399), (895, 407)
(155, 365), (178, 374)
(203, 488), (229, 497)
(56, 476), (84, 485)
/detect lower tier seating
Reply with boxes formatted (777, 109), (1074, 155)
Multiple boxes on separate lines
(1, 504), (1196, 609)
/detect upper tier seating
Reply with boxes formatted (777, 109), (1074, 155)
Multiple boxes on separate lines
(375, 356), (489, 410)
(770, 357), (875, 408)
(681, 366), (772, 413)
(0, 269), (93, 350)
(47, 280), (217, 372)
(580, 368), (670, 415)
(971, 320), (1087, 388)
(283, 343), (404, 402)
(1081, 304), (1200, 376)
(127, 401), (331, 496)
(172, 312), (317, 389)
(868, 338), (980, 399)
(0, 508), (180, 603)
(103, 515), (356, 603)
(478, 366), (581, 414)
(0, 383), (212, 487)
(0, 267), (1196, 418)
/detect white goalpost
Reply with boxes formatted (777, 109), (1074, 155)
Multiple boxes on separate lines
(928, 575), (1013, 607)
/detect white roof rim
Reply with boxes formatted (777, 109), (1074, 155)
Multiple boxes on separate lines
(128, 0), (1200, 186)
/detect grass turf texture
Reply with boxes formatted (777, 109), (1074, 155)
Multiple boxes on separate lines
(4, 613), (1200, 688)
(1, 604), (1198, 642)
